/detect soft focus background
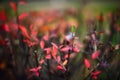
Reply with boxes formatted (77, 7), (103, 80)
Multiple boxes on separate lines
(0, 0), (120, 80)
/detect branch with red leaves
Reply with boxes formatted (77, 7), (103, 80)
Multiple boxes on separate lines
(83, 29), (120, 80)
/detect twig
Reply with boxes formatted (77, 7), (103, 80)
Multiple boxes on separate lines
(83, 63), (100, 80)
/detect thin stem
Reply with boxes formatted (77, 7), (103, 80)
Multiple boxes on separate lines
(34, 51), (39, 67)
(84, 63), (100, 80)
(47, 59), (52, 80)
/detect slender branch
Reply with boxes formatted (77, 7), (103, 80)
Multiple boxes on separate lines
(47, 59), (52, 80)
(84, 63), (100, 80)
(34, 51), (39, 67)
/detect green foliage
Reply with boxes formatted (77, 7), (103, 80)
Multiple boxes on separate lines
(71, 25), (76, 32)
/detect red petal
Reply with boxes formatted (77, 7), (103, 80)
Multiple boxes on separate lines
(40, 40), (45, 49)
(19, 12), (29, 20)
(10, 2), (17, 11)
(84, 58), (91, 69)
(92, 51), (100, 59)
(19, 25), (30, 39)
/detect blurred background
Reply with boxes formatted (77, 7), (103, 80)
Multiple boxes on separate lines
(0, 0), (120, 80)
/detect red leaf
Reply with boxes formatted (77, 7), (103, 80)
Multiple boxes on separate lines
(39, 59), (44, 64)
(57, 65), (64, 71)
(30, 66), (42, 72)
(60, 47), (69, 52)
(57, 56), (61, 62)
(29, 24), (33, 31)
(92, 75), (98, 80)
(0, 10), (7, 21)
(43, 34), (49, 41)
(84, 58), (91, 69)
(3, 24), (10, 32)
(19, 12), (29, 20)
(51, 42), (58, 48)
(45, 54), (51, 59)
(10, 2), (17, 11)
(51, 43), (58, 59)
(30, 68), (37, 72)
(9, 22), (18, 31)
(73, 47), (80, 53)
(37, 66), (42, 70)
(19, 25), (30, 39)
(40, 40), (45, 49)
(92, 70), (101, 76)
(23, 39), (32, 47)
(52, 47), (58, 59)
(44, 48), (51, 54)
(30, 68), (39, 77)
(35, 71), (39, 77)
(0, 40), (6, 46)
(31, 31), (38, 41)
(92, 51), (100, 59)
(64, 54), (68, 59)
